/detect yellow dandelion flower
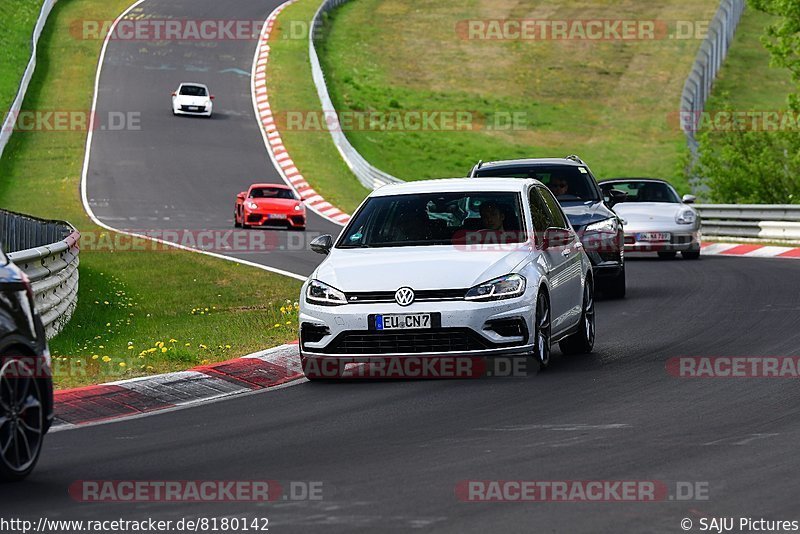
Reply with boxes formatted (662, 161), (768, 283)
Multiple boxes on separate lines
(185, 342), (191, 347)
(199, 344), (207, 349)
(225, 345), (231, 349)
(102, 356), (111, 363)
(119, 362), (126, 368)
(169, 338), (177, 343)
(161, 347), (167, 353)
(98, 345), (105, 349)
(92, 354), (99, 360)
(273, 324), (280, 328)
(127, 346), (134, 350)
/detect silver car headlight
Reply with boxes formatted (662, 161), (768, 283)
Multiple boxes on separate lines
(247, 202), (258, 210)
(307, 279), (347, 306)
(584, 217), (617, 234)
(676, 209), (696, 225)
(465, 274), (526, 301)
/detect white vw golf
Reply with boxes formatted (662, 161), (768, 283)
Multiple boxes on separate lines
(299, 178), (595, 379)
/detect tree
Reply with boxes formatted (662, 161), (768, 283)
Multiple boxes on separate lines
(749, 0), (800, 111)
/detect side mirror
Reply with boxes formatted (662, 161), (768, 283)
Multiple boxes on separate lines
(605, 189), (627, 208)
(542, 227), (573, 250)
(682, 194), (696, 204)
(210, 95), (215, 100)
(171, 92), (177, 97)
(310, 234), (333, 255)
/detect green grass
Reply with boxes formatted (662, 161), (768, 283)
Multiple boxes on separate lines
(269, 1), (370, 213)
(0, 0), (302, 389)
(0, 0), (44, 114)
(303, 0), (722, 203)
(706, 6), (795, 111)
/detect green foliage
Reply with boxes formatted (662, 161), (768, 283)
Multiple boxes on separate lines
(749, 0), (800, 111)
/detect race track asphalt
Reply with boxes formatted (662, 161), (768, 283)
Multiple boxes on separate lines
(6, 0), (800, 532)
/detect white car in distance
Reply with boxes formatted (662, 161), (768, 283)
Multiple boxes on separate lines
(299, 178), (596, 379)
(171, 83), (214, 117)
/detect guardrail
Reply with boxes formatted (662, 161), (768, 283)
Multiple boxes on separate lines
(679, 0), (746, 157)
(309, 0), (403, 189)
(0, 210), (80, 339)
(695, 204), (800, 243)
(0, 0), (58, 160)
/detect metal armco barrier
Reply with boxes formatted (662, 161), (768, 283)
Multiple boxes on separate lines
(695, 204), (800, 243)
(680, 0), (746, 155)
(0, 0), (58, 160)
(309, 0), (403, 190)
(0, 210), (80, 339)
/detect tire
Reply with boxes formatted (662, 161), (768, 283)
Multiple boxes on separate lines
(682, 249), (700, 260)
(559, 278), (595, 355)
(234, 213), (241, 228)
(529, 291), (551, 370)
(658, 251), (677, 259)
(0, 358), (45, 482)
(603, 266), (626, 299)
(301, 354), (344, 381)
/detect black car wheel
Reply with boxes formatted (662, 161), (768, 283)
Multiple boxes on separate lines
(603, 265), (626, 299)
(559, 278), (595, 355)
(682, 249), (700, 260)
(533, 291), (551, 369)
(0, 358), (45, 481)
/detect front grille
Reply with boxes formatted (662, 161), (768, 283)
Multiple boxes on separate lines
(247, 214), (262, 223)
(345, 288), (466, 304)
(290, 215), (305, 225)
(309, 328), (492, 354)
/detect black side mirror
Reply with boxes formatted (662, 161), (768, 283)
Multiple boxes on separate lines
(605, 189), (627, 208)
(310, 234), (333, 255)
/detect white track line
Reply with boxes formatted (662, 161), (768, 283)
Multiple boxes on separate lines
(79, 0), (307, 282)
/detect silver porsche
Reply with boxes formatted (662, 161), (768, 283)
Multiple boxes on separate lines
(600, 179), (701, 260)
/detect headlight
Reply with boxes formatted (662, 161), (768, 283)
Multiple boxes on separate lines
(465, 274), (526, 301)
(676, 209), (696, 224)
(306, 280), (347, 306)
(294, 204), (303, 211)
(247, 202), (258, 210)
(584, 217), (617, 234)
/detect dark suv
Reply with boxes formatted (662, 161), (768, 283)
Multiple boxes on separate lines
(0, 247), (54, 481)
(469, 156), (626, 298)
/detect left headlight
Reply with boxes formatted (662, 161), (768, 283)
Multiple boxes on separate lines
(306, 279), (347, 306)
(676, 209), (697, 225)
(247, 202), (258, 210)
(465, 274), (526, 301)
(294, 204), (303, 211)
(584, 217), (618, 234)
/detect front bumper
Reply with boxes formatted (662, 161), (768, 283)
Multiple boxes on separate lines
(299, 293), (536, 359)
(244, 211), (306, 227)
(173, 104), (212, 116)
(579, 230), (623, 277)
(623, 228), (701, 252)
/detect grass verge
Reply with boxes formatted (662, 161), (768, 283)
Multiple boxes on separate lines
(0, 0), (302, 389)
(269, 0), (370, 214)
(706, 6), (794, 111)
(289, 0), (722, 208)
(0, 0), (44, 114)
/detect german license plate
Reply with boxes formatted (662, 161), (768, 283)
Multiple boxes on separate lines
(268, 214), (287, 220)
(636, 232), (671, 242)
(376, 313), (432, 330)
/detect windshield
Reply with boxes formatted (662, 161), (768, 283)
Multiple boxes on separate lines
(179, 85), (208, 97)
(338, 192), (526, 248)
(474, 165), (601, 202)
(249, 187), (297, 200)
(602, 181), (680, 203)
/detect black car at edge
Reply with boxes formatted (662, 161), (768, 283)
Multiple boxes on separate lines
(469, 155), (626, 298)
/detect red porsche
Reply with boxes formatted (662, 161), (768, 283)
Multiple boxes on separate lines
(235, 183), (306, 230)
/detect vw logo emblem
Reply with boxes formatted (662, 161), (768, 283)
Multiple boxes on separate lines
(394, 287), (415, 306)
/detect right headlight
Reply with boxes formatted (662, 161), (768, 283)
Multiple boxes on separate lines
(306, 279), (347, 306)
(465, 274), (526, 301)
(676, 209), (697, 225)
(584, 217), (618, 234)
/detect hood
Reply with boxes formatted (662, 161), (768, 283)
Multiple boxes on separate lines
(248, 197), (301, 210)
(175, 95), (210, 105)
(560, 200), (616, 229)
(314, 245), (532, 292)
(613, 202), (691, 224)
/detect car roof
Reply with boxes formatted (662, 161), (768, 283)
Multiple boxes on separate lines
(603, 178), (670, 184)
(249, 183), (291, 189)
(478, 158), (585, 169)
(371, 177), (539, 197)
(178, 82), (209, 89)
